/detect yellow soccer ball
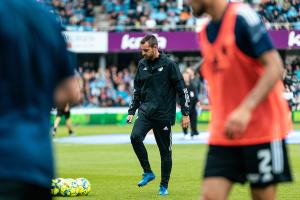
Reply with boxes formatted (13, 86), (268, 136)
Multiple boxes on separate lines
(76, 178), (91, 196)
(51, 178), (64, 196)
(60, 178), (78, 197)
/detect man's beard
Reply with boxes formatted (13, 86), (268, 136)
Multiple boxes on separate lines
(144, 54), (153, 60)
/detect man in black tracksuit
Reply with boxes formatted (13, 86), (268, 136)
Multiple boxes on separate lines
(182, 72), (199, 139)
(127, 35), (190, 196)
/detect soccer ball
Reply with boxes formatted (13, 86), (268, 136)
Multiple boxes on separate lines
(76, 178), (91, 196)
(51, 178), (64, 196)
(60, 178), (79, 197)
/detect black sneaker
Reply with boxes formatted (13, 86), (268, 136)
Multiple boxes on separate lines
(69, 130), (75, 136)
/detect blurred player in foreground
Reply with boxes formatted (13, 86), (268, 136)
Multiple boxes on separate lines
(189, 0), (293, 199)
(127, 35), (190, 196)
(0, 0), (81, 199)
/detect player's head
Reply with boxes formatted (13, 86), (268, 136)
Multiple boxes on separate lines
(186, 68), (195, 79)
(189, 0), (210, 17)
(183, 72), (191, 85)
(140, 35), (158, 60)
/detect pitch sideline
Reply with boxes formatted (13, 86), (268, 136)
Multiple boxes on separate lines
(53, 131), (300, 145)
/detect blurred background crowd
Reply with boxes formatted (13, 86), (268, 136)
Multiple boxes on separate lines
(39, 0), (300, 31)
(78, 63), (134, 107)
(283, 57), (300, 110)
(258, 0), (300, 29)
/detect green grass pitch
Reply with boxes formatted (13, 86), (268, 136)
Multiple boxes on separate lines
(53, 125), (300, 200)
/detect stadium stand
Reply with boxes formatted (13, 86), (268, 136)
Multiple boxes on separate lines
(283, 57), (300, 110)
(78, 63), (135, 107)
(40, 0), (300, 31)
(39, 0), (97, 31)
(257, 0), (300, 30)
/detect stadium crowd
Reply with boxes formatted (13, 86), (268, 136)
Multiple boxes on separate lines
(283, 57), (300, 110)
(257, 0), (300, 30)
(40, 0), (300, 31)
(38, 0), (97, 31)
(78, 62), (135, 107)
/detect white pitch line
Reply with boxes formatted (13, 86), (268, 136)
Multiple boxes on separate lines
(53, 131), (300, 145)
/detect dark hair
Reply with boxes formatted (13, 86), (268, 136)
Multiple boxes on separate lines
(140, 35), (158, 48)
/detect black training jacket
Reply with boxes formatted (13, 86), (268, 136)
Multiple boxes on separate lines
(128, 54), (189, 125)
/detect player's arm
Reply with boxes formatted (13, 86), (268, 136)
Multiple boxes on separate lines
(55, 75), (82, 107)
(54, 32), (82, 108)
(127, 66), (141, 123)
(169, 62), (190, 128)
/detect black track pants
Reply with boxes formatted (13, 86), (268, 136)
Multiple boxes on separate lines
(130, 114), (172, 188)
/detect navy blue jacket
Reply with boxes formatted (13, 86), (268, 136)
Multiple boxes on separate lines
(0, 0), (74, 188)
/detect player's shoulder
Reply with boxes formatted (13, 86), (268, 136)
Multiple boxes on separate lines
(6, 0), (60, 28)
(235, 3), (262, 27)
(160, 54), (176, 66)
(136, 58), (148, 73)
(138, 58), (147, 68)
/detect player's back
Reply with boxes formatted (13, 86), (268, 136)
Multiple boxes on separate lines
(0, 0), (72, 188)
(0, 0), (65, 111)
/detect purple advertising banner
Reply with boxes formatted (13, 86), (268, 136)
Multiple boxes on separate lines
(108, 30), (300, 52)
(269, 30), (300, 49)
(108, 32), (200, 52)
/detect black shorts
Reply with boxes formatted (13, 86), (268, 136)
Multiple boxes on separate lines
(203, 139), (292, 188)
(56, 109), (70, 119)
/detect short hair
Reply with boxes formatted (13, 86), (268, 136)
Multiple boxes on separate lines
(140, 35), (158, 48)
(183, 71), (191, 78)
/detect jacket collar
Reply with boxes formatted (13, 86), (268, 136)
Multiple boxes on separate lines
(140, 53), (169, 70)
